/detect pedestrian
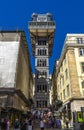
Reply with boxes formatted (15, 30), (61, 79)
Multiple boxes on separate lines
(28, 118), (32, 130)
(1, 118), (6, 130)
(65, 118), (69, 128)
(6, 119), (10, 130)
(56, 118), (61, 128)
(20, 119), (27, 130)
(40, 118), (44, 130)
(13, 118), (20, 130)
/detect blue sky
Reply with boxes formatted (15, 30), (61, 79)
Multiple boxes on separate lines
(0, 0), (84, 74)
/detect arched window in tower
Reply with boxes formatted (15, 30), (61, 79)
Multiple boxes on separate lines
(42, 59), (44, 66)
(45, 84), (47, 92)
(37, 59), (39, 66)
(37, 85), (39, 92)
(43, 41), (46, 45)
(38, 40), (46, 45)
(44, 49), (46, 55)
(39, 50), (41, 55)
(45, 71), (47, 77)
(45, 59), (47, 66)
(38, 49), (40, 55)
(41, 49), (43, 55)
(42, 84), (44, 92)
(39, 59), (42, 66)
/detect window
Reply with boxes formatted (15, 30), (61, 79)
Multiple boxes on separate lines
(37, 100), (47, 107)
(42, 84), (47, 92)
(37, 85), (41, 92)
(37, 71), (47, 78)
(37, 59), (47, 67)
(37, 49), (47, 56)
(38, 40), (46, 45)
(67, 85), (70, 97)
(47, 16), (51, 21)
(82, 90), (84, 96)
(62, 76), (64, 85)
(63, 89), (66, 99)
(81, 81), (84, 88)
(63, 56), (66, 65)
(61, 93), (62, 100)
(77, 38), (83, 44)
(38, 49), (40, 55)
(37, 101), (41, 107)
(45, 85), (47, 92)
(57, 85), (59, 91)
(37, 59), (39, 66)
(43, 85), (45, 92)
(65, 69), (68, 80)
(79, 48), (84, 56)
(81, 62), (84, 73)
(42, 101), (47, 107)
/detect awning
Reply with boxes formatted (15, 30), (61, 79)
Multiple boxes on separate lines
(58, 101), (70, 112)
(63, 101), (70, 106)
(0, 95), (8, 108)
(15, 89), (29, 105)
(58, 105), (66, 112)
(0, 95), (13, 108)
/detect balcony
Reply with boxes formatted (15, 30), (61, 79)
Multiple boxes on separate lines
(28, 21), (55, 29)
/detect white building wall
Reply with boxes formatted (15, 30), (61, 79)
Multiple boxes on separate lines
(0, 41), (19, 88)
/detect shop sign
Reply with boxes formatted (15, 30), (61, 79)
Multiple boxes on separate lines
(77, 112), (84, 123)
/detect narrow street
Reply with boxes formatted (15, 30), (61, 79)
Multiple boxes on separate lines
(9, 128), (73, 130)
(32, 119), (74, 130)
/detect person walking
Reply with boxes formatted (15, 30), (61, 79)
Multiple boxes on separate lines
(1, 118), (6, 130)
(65, 118), (69, 128)
(56, 118), (61, 128)
(28, 118), (32, 130)
(20, 119), (27, 130)
(6, 119), (10, 130)
(13, 118), (20, 130)
(40, 118), (45, 130)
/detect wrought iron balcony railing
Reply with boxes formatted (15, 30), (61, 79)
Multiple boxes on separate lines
(28, 21), (56, 29)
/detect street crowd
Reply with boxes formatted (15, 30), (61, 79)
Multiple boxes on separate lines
(0, 109), (62, 130)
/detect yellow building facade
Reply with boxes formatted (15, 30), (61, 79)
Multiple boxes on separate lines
(53, 34), (84, 127)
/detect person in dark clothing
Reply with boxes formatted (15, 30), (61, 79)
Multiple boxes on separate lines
(28, 119), (32, 130)
(1, 118), (6, 130)
(13, 118), (20, 130)
(56, 118), (61, 128)
(20, 119), (27, 130)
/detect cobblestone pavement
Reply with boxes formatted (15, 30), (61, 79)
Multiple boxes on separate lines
(5, 124), (74, 130)
(33, 120), (74, 130)
(0, 126), (74, 130)
(0, 120), (74, 130)
(8, 128), (73, 130)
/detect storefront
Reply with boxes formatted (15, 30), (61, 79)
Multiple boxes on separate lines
(0, 89), (30, 125)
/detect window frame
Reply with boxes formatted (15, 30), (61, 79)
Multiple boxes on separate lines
(81, 62), (84, 73)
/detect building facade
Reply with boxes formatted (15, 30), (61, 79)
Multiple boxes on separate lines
(0, 31), (33, 120)
(29, 13), (55, 108)
(52, 61), (59, 109)
(54, 34), (84, 127)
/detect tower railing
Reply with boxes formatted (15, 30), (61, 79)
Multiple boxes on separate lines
(28, 21), (55, 29)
